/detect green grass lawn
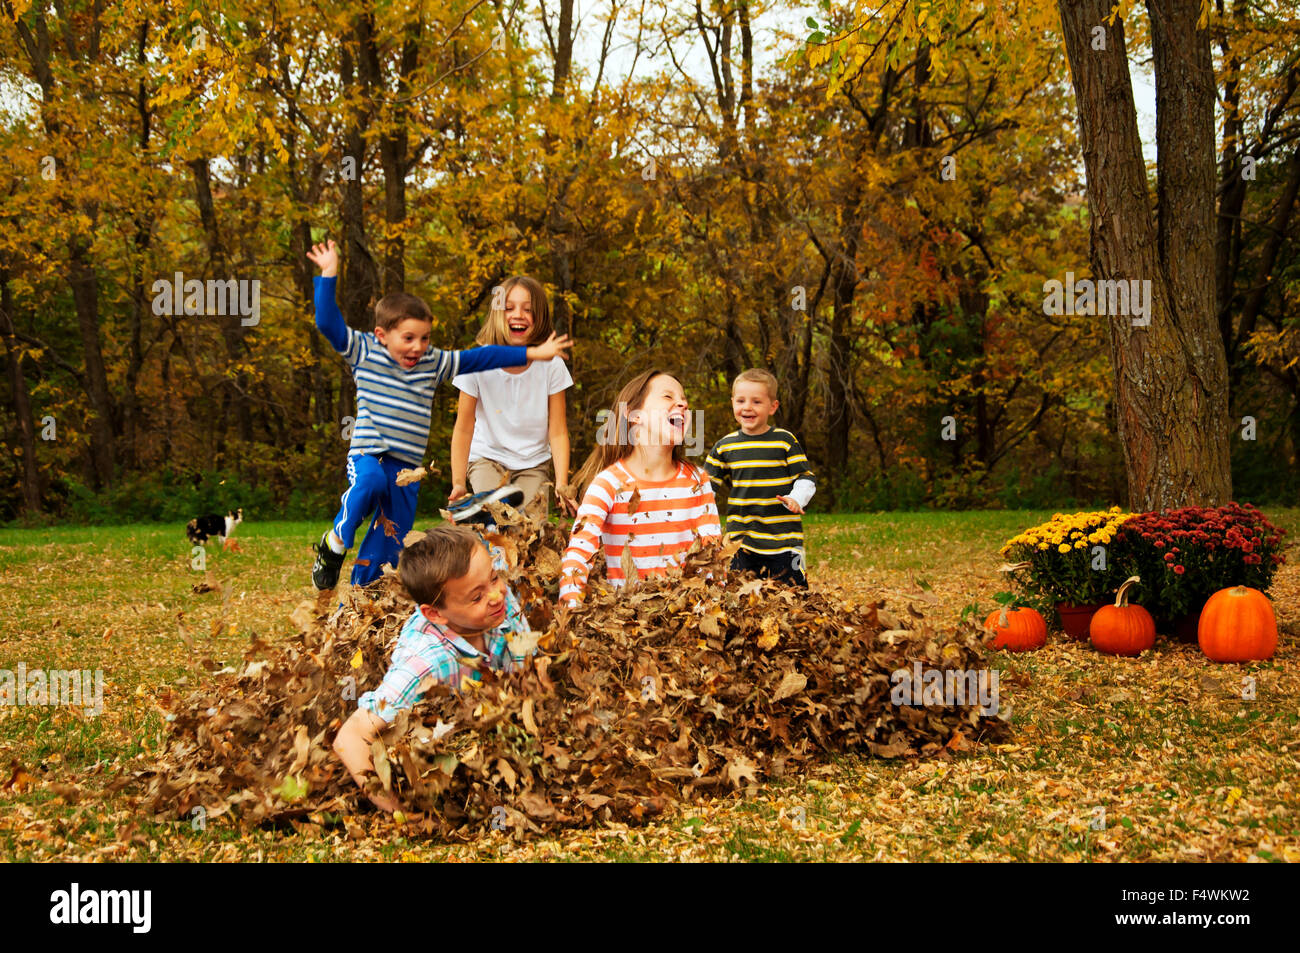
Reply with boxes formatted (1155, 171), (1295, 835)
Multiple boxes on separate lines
(1, 509), (1297, 861)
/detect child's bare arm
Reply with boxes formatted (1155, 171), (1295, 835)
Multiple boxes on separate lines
(333, 708), (401, 812)
(449, 392), (477, 503)
(559, 482), (613, 605)
(548, 391), (575, 515)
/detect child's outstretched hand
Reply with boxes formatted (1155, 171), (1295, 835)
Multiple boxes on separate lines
(307, 239), (339, 277)
(776, 495), (804, 515)
(526, 332), (573, 362)
(556, 483), (579, 517)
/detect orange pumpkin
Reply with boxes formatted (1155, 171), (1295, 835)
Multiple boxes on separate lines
(984, 605), (1047, 652)
(1197, 586), (1277, 663)
(1090, 576), (1155, 656)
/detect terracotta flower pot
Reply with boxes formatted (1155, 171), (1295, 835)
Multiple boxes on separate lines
(1056, 602), (1106, 641)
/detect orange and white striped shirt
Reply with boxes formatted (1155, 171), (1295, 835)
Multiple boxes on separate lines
(559, 460), (721, 604)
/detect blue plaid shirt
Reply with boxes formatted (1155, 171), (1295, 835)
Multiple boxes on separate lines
(358, 546), (532, 723)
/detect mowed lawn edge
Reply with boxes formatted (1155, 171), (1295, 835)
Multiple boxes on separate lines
(1, 509), (1296, 861)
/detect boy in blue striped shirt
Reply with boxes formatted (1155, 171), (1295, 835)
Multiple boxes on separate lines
(306, 239), (571, 589)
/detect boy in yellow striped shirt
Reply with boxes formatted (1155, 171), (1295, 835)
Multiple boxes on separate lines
(704, 369), (816, 587)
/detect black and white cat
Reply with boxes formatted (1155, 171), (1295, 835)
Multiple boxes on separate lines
(186, 508), (243, 546)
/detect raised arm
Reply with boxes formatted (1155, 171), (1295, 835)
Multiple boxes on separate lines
(307, 240), (352, 354)
(312, 276), (351, 353)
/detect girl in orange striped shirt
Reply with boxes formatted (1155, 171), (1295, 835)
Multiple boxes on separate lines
(560, 370), (721, 604)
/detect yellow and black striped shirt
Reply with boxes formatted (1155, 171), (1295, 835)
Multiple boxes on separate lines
(703, 427), (815, 554)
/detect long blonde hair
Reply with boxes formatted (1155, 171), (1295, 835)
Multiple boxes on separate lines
(573, 369), (691, 495)
(475, 275), (553, 347)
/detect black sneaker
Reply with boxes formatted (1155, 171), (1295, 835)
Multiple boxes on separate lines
(447, 485), (525, 527)
(312, 533), (347, 590)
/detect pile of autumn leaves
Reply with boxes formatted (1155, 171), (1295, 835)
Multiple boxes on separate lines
(139, 511), (1009, 838)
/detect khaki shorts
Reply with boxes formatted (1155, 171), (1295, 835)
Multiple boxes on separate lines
(467, 457), (552, 517)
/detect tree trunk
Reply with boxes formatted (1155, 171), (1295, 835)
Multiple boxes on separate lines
(550, 0), (575, 100)
(1233, 143), (1300, 357)
(340, 27), (379, 328)
(0, 270), (42, 512)
(11, 6), (116, 486)
(68, 232), (116, 487)
(544, 0), (578, 337)
(824, 236), (857, 507)
(189, 157), (254, 451)
(120, 18), (155, 471)
(1213, 0), (1246, 352)
(1057, 0), (1231, 509)
(379, 23), (420, 294)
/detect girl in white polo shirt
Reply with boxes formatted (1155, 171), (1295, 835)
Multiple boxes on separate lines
(449, 276), (576, 516)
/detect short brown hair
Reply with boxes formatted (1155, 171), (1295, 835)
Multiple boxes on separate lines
(374, 292), (433, 332)
(733, 368), (778, 400)
(475, 275), (554, 346)
(398, 525), (481, 606)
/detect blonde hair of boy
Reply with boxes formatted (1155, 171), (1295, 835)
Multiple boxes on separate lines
(475, 275), (554, 347)
(733, 368), (778, 401)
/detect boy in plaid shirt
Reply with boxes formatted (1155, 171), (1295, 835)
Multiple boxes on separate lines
(333, 524), (534, 811)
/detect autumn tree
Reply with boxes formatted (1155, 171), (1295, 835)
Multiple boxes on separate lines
(1056, 0), (1232, 510)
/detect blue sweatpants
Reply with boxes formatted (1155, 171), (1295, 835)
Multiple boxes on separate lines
(330, 453), (420, 587)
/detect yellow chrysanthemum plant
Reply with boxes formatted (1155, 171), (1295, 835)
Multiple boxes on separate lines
(999, 507), (1136, 607)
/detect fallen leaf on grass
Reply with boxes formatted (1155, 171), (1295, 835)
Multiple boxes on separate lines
(2, 762), (34, 793)
(191, 574), (218, 595)
(726, 756), (758, 788)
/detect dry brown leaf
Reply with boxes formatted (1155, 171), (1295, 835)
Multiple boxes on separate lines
(772, 671), (807, 701)
(395, 467), (427, 487)
(377, 511), (400, 540)
(620, 534), (637, 585)
(699, 606), (726, 637)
